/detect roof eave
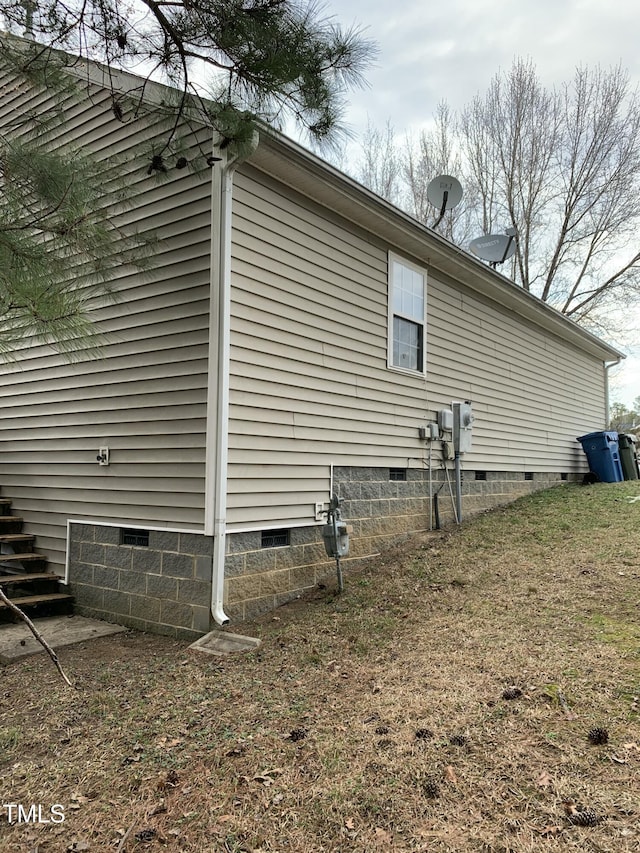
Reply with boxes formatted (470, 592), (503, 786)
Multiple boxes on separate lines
(7, 38), (623, 364)
(247, 129), (625, 364)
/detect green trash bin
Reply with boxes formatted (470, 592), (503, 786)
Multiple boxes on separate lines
(618, 434), (639, 480)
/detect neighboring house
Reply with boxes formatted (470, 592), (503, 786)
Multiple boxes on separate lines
(617, 423), (640, 436)
(0, 52), (625, 637)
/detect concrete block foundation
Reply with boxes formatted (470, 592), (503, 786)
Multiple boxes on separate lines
(68, 467), (575, 634)
(68, 524), (214, 640)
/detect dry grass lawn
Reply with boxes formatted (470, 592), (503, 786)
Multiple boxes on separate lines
(1, 481), (639, 852)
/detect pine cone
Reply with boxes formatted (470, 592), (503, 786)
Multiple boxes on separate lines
(563, 800), (601, 827)
(422, 778), (440, 799)
(587, 727), (609, 745)
(415, 728), (434, 741)
(135, 828), (157, 842)
(288, 728), (307, 742)
(449, 734), (467, 746)
(568, 809), (600, 827)
(502, 686), (523, 700)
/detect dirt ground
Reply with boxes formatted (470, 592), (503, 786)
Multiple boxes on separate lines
(0, 481), (639, 852)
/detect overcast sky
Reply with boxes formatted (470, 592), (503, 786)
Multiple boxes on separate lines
(323, 0), (640, 411)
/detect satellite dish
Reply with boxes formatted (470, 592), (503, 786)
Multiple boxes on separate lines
(427, 175), (463, 211)
(469, 232), (516, 266)
(427, 175), (463, 227)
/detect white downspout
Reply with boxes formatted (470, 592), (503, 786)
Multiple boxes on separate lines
(604, 359), (622, 428)
(207, 134), (259, 627)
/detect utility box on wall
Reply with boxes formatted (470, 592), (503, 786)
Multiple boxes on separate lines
(321, 520), (351, 558)
(452, 401), (474, 454)
(438, 408), (454, 433)
(321, 494), (352, 559)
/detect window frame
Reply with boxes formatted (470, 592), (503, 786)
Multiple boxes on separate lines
(387, 252), (427, 375)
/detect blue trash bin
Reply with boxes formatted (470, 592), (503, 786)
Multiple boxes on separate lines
(576, 431), (624, 482)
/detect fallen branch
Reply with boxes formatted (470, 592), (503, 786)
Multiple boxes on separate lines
(116, 820), (137, 853)
(0, 587), (73, 687)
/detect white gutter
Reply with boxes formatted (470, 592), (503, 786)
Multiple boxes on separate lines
(206, 133), (259, 627)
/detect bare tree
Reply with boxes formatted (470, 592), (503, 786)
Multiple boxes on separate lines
(461, 59), (562, 288)
(403, 101), (472, 243)
(354, 118), (401, 204)
(462, 61), (640, 329)
(547, 66), (640, 322)
(350, 104), (472, 241)
(355, 59), (640, 336)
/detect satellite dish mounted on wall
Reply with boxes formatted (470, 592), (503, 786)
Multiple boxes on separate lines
(469, 227), (517, 268)
(427, 175), (463, 228)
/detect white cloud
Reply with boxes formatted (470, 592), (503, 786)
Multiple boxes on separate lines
(332, 0), (640, 125)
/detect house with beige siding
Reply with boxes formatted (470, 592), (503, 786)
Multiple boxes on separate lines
(0, 52), (624, 636)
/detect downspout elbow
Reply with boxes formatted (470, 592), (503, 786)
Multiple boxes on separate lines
(212, 600), (230, 627)
(604, 358), (623, 429)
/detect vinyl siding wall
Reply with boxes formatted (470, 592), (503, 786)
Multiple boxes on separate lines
(227, 166), (430, 530)
(226, 165), (605, 530)
(0, 72), (213, 572)
(426, 274), (605, 470)
(0, 66), (609, 573)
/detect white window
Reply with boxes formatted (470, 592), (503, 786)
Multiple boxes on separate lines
(388, 254), (426, 373)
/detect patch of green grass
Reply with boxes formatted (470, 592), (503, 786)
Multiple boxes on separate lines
(0, 726), (21, 751)
(615, 686), (640, 720)
(585, 614), (640, 655)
